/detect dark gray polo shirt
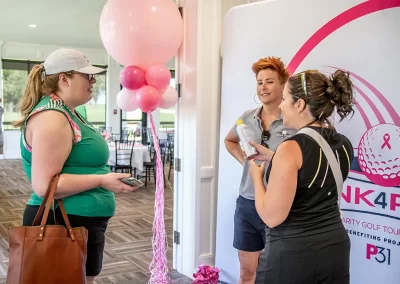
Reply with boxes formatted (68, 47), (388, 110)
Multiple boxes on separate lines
(231, 107), (296, 200)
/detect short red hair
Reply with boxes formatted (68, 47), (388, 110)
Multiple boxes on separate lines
(251, 57), (289, 84)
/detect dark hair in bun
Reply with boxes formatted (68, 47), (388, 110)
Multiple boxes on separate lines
(287, 69), (355, 123)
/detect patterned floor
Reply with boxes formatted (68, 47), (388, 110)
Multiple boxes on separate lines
(0, 159), (191, 284)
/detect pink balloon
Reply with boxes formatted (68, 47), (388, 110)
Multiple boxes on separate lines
(120, 66), (146, 90)
(116, 88), (139, 111)
(99, 0), (183, 69)
(136, 86), (161, 113)
(158, 86), (178, 109)
(158, 85), (168, 93)
(145, 64), (171, 90)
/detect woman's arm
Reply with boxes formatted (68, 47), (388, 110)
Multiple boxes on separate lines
(28, 111), (136, 198)
(224, 129), (245, 165)
(248, 141), (275, 162)
(249, 140), (302, 228)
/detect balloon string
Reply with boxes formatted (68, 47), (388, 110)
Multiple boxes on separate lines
(148, 112), (170, 284)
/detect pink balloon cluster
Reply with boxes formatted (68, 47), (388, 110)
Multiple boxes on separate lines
(116, 64), (178, 112)
(99, 0), (183, 113)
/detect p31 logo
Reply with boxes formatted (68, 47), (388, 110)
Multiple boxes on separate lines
(366, 243), (391, 265)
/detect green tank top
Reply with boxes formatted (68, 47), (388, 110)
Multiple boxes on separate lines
(21, 94), (115, 217)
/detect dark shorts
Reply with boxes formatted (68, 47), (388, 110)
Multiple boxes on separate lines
(23, 205), (111, 277)
(233, 195), (266, 252)
(255, 228), (350, 284)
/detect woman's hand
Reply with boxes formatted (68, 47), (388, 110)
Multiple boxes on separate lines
(100, 173), (140, 193)
(249, 159), (266, 182)
(247, 142), (274, 162)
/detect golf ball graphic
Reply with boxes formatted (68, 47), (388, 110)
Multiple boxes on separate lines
(358, 124), (400, 187)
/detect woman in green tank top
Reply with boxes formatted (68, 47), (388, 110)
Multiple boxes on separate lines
(13, 48), (139, 284)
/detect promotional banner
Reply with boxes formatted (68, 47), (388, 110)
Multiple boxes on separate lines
(216, 0), (400, 283)
(289, 2), (400, 283)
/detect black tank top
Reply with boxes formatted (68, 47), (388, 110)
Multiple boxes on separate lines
(265, 126), (354, 242)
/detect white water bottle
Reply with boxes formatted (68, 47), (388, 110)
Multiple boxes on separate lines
(236, 119), (258, 158)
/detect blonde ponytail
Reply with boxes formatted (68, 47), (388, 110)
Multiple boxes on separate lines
(13, 65), (61, 128)
(12, 65), (44, 128)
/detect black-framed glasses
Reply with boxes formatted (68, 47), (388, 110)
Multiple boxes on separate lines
(66, 72), (95, 82)
(261, 130), (271, 148)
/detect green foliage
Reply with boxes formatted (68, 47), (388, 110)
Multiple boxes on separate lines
(2, 70), (27, 112)
(92, 74), (106, 103)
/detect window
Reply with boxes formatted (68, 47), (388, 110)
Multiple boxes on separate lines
(121, 86), (143, 131)
(84, 68), (107, 129)
(159, 71), (176, 130)
(121, 105), (143, 141)
(1, 60), (42, 130)
(1, 60), (107, 130)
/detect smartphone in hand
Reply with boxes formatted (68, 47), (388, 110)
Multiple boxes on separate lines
(120, 177), (144, 187)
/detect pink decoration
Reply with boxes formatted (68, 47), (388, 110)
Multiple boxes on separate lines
(148, 113), (169, 284)
(192, 265), (220, 284)
(158, 85), (168, 94)
(136, 86), (161, 113)
(101, 133), (111, 140)
(116, 88), (138, 111)
(146, 64), (171, 90)
(99, 0), (184, 69)
(159, 86), (178, 109)
(120, 66), (146, 90)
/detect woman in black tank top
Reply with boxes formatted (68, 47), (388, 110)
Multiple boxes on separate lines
(249, 69), (355, 284)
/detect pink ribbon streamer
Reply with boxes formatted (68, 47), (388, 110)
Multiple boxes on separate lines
(148, 112), (170, 283)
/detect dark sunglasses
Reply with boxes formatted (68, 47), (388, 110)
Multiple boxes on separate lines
(261, 130), (271, 148)
(66, 72), (95, 82)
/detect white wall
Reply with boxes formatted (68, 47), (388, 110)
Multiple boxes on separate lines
(1, 41), (108, 65)
(105, 55), (122, 133)
(2, 131), (22, 159)
(174, 0), (256, 277)
(0, 40), (177, 69)
(0, 41), (4, 101)
(174, 0), (221, 275)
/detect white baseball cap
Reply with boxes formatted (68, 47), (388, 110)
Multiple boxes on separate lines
(43, 48), (106, 75)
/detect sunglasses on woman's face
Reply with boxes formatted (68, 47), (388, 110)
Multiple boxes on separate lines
(261, 130), (271, 148)
(66, 72), (95, 82)
(84, 73), (95, 82)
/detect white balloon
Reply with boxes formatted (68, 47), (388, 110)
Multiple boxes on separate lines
(158, 86), (178, 109)
(116, 88), (138, 111)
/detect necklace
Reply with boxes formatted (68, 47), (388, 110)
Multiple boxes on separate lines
(299, 120), (320, 130)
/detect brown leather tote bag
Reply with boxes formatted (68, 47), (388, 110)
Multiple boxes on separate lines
(6, 175), (88, 284)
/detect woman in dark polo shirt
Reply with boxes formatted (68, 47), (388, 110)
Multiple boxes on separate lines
(224, 57), (295, 283)
(250, 69), (354, 283)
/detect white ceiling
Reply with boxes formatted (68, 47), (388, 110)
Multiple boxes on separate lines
(0, 0), (108, 49)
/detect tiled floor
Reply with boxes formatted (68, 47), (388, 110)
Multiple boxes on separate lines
(0, 159), (191, 284)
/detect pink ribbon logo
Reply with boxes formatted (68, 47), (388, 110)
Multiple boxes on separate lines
(381, 133), (391, 150)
